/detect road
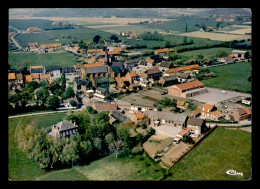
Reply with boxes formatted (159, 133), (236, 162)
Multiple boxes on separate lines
(9, 25), (22, 50)
(8, 108), (83, 119)
(206, 119), (251, 127)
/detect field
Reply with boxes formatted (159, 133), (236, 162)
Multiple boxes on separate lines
(201, 62), (252, 93)
(177, 31), (251, 42)
(165, 127), (252, 180)
(8, 51), (78, 69)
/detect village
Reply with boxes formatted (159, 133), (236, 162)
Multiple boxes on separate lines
(8, 35), (252, 169)
(8, 8), (253, 181)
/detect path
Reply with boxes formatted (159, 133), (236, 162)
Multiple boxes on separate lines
(8, 108), (83, 119)
(9, 25), (22, 50)
(206, 119), (251, 127)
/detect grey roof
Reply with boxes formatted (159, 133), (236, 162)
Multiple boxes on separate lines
(54, 120), (78, 132)
(62, 67), (75, 73)
(31, 68), (43, 74)
(76, 80), (89, 86)
(177, 73), (190, 79)
(146, 110), (188, 125)
(162, 75), (178, 82)
(45, 66), (60, 72)
(111, 66), (121, 74)
(96, 87), (108, 94)
(111, 62), (126, 70)
(187, 117), (204, 127)
(160, 62), (172, 68)
(146, 67), (162, 75)
(85, 66), (108, 74)
(111, 110), (129, 123)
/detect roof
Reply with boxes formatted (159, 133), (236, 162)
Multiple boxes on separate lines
(202, 104), (215, 112)
(45, 66), (60, 72)
(40, 74), (50, 80)
(177, 73), (190, 79)
(54, 120), (78, 132)
(155, 48), (174, 53)
(177, 127), (191, 136)
(93, 103), (118, 111)
(231, 50), (248, 54)
(169, 80), (204, 91)
(82, 63), (104, 68)
(176, 100), (189, 108)
(31, 68), (43, 74)
(244, 108), (251, 115)
(40, 43), (61, 49)
(16, 73), (23, 80)
(160, 61), (172, 68)
(111, 110), (128, 123)
(24, 75), (32, 82)
(62, 67), (75, 73)
(126, 71), (138, 78)
(85, 66), (108, 74)
(187, 117), (204, 127)
(146, 110), (187, 125)
(139, 72), (147, 77)
(124, 59), (138, 64)
(135, 112), (145, 119)
(146, 67), (162, 75)
(165, 64), (200, 74)
(87, 49), (104, 53)
(74, 64), (82, 69)
(8, 73), (16, 80)
(162, 75), (178, 82)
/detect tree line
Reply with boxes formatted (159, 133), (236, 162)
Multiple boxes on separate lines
(15, 106), (155, 169)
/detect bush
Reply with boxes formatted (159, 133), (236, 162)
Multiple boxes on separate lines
(132, 146), (144, 155)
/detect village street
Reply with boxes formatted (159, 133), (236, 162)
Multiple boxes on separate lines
(9, 25), (22, 50)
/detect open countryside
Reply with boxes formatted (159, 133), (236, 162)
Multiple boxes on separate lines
(8, 8), (252, 181)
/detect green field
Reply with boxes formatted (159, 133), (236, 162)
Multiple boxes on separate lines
(166, 127), (252, 180)
(201, 62), (252, 93)
(8, 52), (78, 69)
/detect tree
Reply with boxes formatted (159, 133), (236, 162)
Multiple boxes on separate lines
(108, 140), (126, 158)
(35, 86), (49, 107)
(93, 35), (101, 44)
(216, 50), (228, 58)
(69, 100), (77, 107)
(183, 36), (188, 44)
(78, 140), (92, 161)
(110, 35), (118, 42)
(62, 87), (75, 100)
(46, 95), (60, 110)
(105, 132), (115, 145)
(78, 40), (86, 49)
(185, 23), (188, 33)
(60, 73), (66, 92)
(116, 125), (130, 142)
(60, 140), (79, 167)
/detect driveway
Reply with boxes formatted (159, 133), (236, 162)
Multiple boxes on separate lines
(189, 87), (251, 105)
(152, 125), (182, 138)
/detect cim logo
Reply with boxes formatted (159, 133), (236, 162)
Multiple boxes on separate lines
(226, 169), (243, 177)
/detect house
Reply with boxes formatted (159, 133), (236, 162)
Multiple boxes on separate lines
(168, 80), (207, 98)
(242, 97), (251, 105)
(186, 117), (206, 137)
(8, 73), (16, 87)
(39, 43), (62, 52)
(92, 102), (118, 112)
(87, 49), (104, 56)
(30, 66), (44, 75)
(176, 100), (189, 110)
(132, 112), (149, 125)
(146, 110), (188, 129)
(73, 80), (92, 97)
(40, 74), (51, 81)
(191, 106), (202, 118)
(200, 104), (224, 121)
(48, 120), (78, 138)
(138, 72), (150, 87)
(115, 76), (130, 92)
(16, 73), (24, 85)
(154, 48), (174, 55)
(27, 42), (38, 52)
(145, 67), (163, 81)
(232, 108), (251, 122)
(95, 87), (109, 96)
(165, 64), (200, 76)
(123, 59), (139, 69)
(128, 105), (157, 113)
(176, 73), (192, 83)
(159, 61), (174, 72)
(125, 71), (139, 84)
(109, 62), (127, 78)
(62, 67), (76, 75)
(26, 27), (43, 33)
(159, 75), (178, 87)
(24, 75), (33, 83)
(109, 110), (130, 124)
(45, 66), (61, 79)
(231, 50), (249, 60)
(74, 64), (82, 73)
(173, 127), (192, 143)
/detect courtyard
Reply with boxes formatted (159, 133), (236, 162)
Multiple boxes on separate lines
(188, 87), (251, 105)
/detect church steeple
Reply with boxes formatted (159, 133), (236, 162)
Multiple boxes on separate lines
(104, 40), (111, 66)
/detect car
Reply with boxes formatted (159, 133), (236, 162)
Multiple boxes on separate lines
(222, 90), (227, 94)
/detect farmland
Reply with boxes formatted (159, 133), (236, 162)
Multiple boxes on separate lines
(8, 52), (79, 70)
(165, 127), (252, 180)
(201, 62), (252, 93)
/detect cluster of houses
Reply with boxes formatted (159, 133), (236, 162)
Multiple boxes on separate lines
(25, 42), (62, 53)
(217, 50), (250, 63)
(119, 31), (140, 39)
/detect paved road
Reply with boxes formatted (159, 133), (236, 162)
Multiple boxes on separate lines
(8, 108), (83, 119)
(206, 120), (251, 127)
(9, 25), (22, 49)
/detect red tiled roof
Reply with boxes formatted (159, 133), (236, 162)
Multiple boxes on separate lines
(171, 80), (204, 91)
(165, 64), (200, 74)
(135, 112), (145, 119)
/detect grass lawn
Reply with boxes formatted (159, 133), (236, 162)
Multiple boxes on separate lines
(165, 127), (252, 181)
(8, 52), (77, 70)
(201, 62), (252, 93)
